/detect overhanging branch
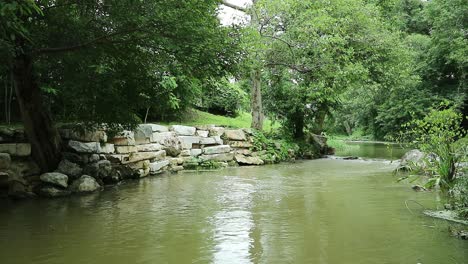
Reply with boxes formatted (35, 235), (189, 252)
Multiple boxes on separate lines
(221, 1), (246, 12)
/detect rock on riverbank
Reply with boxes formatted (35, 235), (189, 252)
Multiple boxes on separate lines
(1, 124), (330, 199)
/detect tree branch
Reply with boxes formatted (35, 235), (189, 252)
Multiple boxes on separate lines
(261, 34), (296, 58)
(221, 1), (246, 12)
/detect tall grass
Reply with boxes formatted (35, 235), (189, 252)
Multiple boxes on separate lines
(327, 137), (360, 154)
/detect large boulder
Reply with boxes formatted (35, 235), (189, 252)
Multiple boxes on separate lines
(170, 165), (184, 173)
(149, 160), (170, 174)
(224, 129), (247, 141)
(196, 130), (209, 137)
(137, 167), (151, 178)
(60, 128), (107, 143)
(179, 136), (201, 149)
(235, 149), (252, 156)
(169, 157), (184, 166)
(122, 150), (165, 164)
(134, 124), (153, 144)
(136, 143), (164, 152)
(56, 160), (83, 179)
(8, 180), (35, 199)
(190, 149), (202, 157)
(40, 172), (68, 188)
(164, 146), (181, 157)
(0, 153), (11, 169)
(68, 141), (115, 154)
(134, 124), (168, 144)
(397, 149), (426, 171)
(0, 128), (27, 143)
(62, 152), (86, 165)
(0, 143), (31, 157)
(209, 127), (225, 136)
(151, 132), (172, 143)
(83, 160), (118, 184)
(170, 125), (196, 136)
(9, 158), (41, 178)
(106, 154), (128, 164)
(109, 131), (135, 146)
(70, 175), (101, 193)
(304, 133), (334, 156)
(114, 145), (138, 154)
(203, 145), (231, 155)
(228, 141), (253, 148)
(38, 186), (71, 198)
(180, 150), (191, 156)
(235, 155), (264, 165)
(127, 160), (150, 170)
(199, 153), (234, 162)
(199, 137), (217, 145)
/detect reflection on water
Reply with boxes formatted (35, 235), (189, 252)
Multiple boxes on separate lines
(212, 177), (254, 264)
(0, 159), (466, 264)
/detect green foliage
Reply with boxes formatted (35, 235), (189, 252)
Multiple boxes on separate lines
(250, 130), (298, 163)
(0, 1), (42, 58)
(325, 0), (467, 140)
(199, 160), (224, 170)
(160, 109), (279, 131)
(252, 0), (418, 139)
(423, 0), (467, 92)
(450, 175), (468, 219)
(400, 106), (467, 187)
(1, 0), (242, 127)
(327, 138), (360, 154)
(200, 78), (248, 117)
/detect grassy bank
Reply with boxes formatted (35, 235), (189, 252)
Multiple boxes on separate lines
(159, 109), (279, 131)
(1, 110), (280, 131)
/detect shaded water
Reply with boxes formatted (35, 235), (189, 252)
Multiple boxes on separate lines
(333, 141), (408, 160)
(0, 157), (466, 263)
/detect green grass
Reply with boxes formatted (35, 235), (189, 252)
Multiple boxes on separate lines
(160, 109), (279, 130)
(327, 137), (360, 153)
(0, 123), (23, 129)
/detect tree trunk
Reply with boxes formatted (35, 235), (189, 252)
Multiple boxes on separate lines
(249, 0), (263, 131)
(250, 68), (263, 130)
(314, 110), (326, 134)
(12, 53), (62, 172)
(344, 121), (352, 136)
(293, 111), (304, 139)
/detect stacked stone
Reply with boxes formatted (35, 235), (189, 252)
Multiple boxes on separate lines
(1, 124), (269, 199)
(0, 127), (38, 198)
(226, 129), (264, 165)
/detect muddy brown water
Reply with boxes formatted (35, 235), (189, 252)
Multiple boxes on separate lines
(0, 143), (466, 263)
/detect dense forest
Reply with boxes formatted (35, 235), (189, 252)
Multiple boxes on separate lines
(1, 0), (466, 169)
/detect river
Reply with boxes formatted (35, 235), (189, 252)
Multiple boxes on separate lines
(0, 143), (466, 264)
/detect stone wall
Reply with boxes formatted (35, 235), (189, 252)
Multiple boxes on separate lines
(0, 124), (280, 199)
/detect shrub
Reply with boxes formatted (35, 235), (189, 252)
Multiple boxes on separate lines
(400, 106), (467, 188)
(200, 79), (248, 117)
(250, 130), (298, 163)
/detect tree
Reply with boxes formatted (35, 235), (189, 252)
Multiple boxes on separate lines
(223, 0), (265, 130)
(423, 0), (467, 128)
(257, 0), (415, 139)
(1, 0), (239, 171)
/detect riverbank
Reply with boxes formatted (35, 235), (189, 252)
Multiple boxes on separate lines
(0, 124), (329, 199)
